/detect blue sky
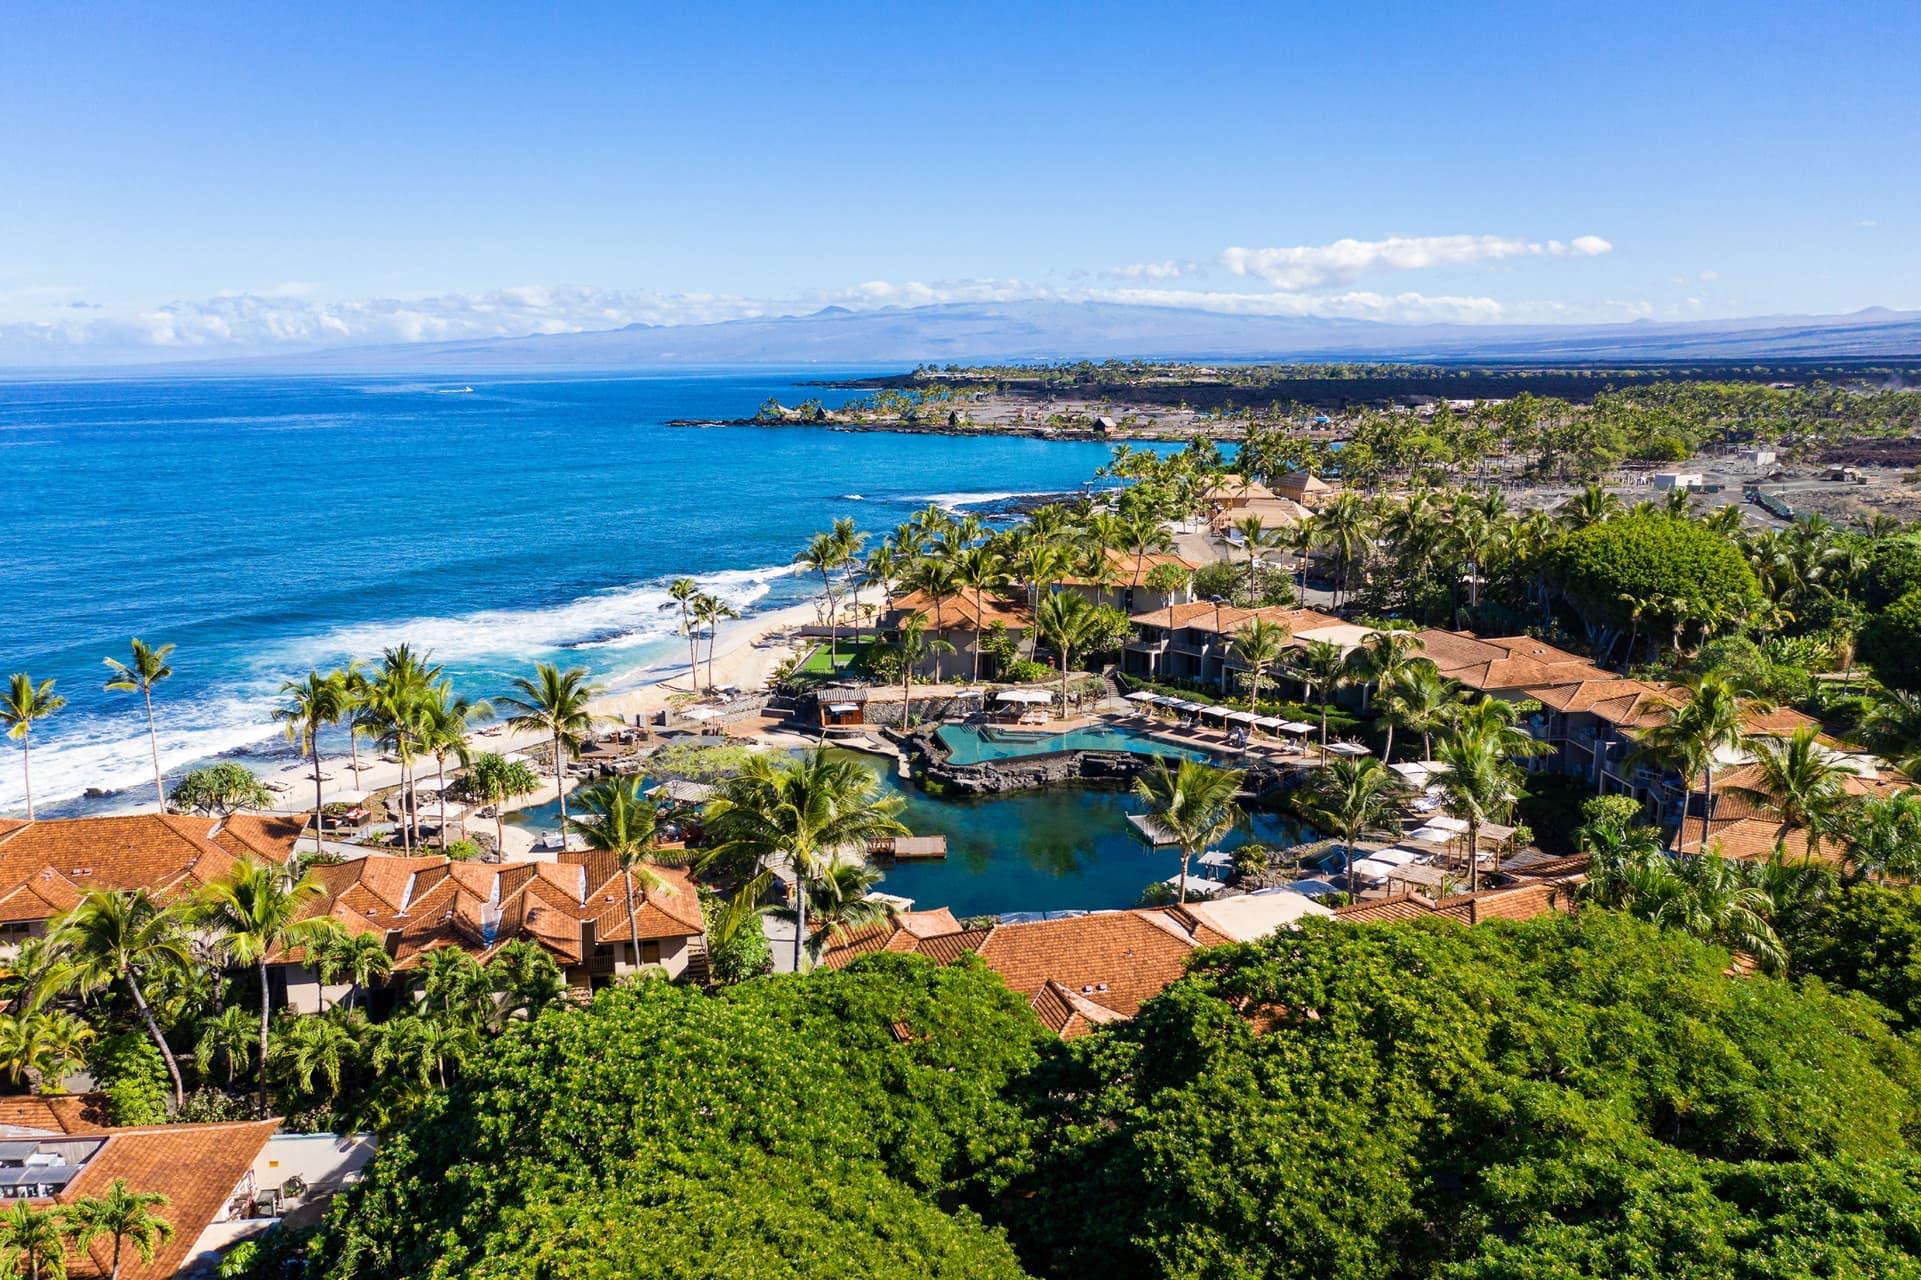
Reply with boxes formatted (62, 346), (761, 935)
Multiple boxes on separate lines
(3, 0), (1916, 357)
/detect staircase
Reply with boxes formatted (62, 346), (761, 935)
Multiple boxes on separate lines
(681, 936), (713, 987)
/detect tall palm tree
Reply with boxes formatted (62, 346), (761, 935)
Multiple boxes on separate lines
(1229, 618), (1290, 712)
(786, 862), (893, 964)
(1012, 540), (1074, 657)
(702, 750), (907, 972)
(195, 859), (338, 1116)
(831, 517), (868, 631)
(1312, 492), (1374, 607)
(1377, 661), (1456, 762)
(418, 684), (493, 854)
(335, 660), (373, 788)
(1231, 514), (1283, 603)
(2, 674), (66, 821)
(1436, 722), (1522, 894)
(885, 613), (955, 725)
(68, 1179), (173, 1280)
(457, 752), (543, 856)
(1132, 759), (1244, 905)
(1731, 725), (1850, 862)
(1121, 511), (1175, 588)
(1559, 481), (1624, 529)
(102, 640), (175, 811)
(1346, 628), (1426, 717)
(567, 778), (677, 975)
(0, 1199), (70, 1280)
(1034, 590), (1106, 714)
(908, 556), (961, 647)
(861, 545), (902, 613)
(795, 530), (850, 664)
(1633, 673), (1753, 853)
(46, 890), (192, 1109)
(1300, 756), (1402, 892)
(273, 671), (347, 856)
(667, 577), (701, 689)
(366, 646), (443, 854)
(1287, 639), (1349, 752)
(951, 545), (1008, 681)
(692, 593), (741, 690)
(497, 663), (603, 828)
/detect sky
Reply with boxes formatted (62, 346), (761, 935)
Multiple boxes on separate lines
(3, 0), (1917, 360)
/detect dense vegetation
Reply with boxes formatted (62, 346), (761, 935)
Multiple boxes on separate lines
(276, 913), (1921, 1280)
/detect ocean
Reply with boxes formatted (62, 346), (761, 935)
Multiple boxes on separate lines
(0, 372), (1125, 815)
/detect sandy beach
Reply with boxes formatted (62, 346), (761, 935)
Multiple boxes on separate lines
(250, 599), (824, 856)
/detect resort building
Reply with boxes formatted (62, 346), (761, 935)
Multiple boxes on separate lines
(1200, 475), (1316, 536)
(1122, 603), (1345, 688)
(1409, 631), (1607, 698)
(1272, 471), (1334, 507)
(1669, 756), (1910, 862)
(0, 814), (305, 946)
(819, 906), (1238, 1038)
(881, 588), (1028, 681)
(291, 852), (708, 1002)
(1057, 547), (1199, 614)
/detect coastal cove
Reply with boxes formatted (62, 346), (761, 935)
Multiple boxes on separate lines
(0, 372), (1139, 815)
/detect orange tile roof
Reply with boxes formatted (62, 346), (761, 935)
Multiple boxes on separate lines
(1130, 601), (1342, 636)
(56, 1119), (279, 1280)
(887, 589), (1028, 633)
(1060, 547), (1200, 587)
(1334, 878), (1579, 925)
(0, 1095), (108, 1135)
(1415, 631), (1606, 692)
(210, 814), (306, 862)
(0, 815), (296, 923)
(1672, 816), (1819, 863)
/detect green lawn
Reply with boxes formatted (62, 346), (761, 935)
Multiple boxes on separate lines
(796, 640), (873, 676)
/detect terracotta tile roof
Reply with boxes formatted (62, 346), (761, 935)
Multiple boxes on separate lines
(1672, 816), (1819, 862)
(0, 1095), (108, 1135)
(1207, 497), (1314, 529)
(1415, 631), (1606, 693)
(209, 814), (305, 862)
(299, 851), (705, 974)
(56, 1119), (279, 1280)
(886, 589), (1028, 633)
(1130, 601), (1342, 636)
(1060, 547), (1200, 587)
(1524, 678), (1687, 727)
(0, 815), (280, 923)
(1203, 475), (1277, 503)
(1334, 878), (1579, 925)
(817, 906), (1225, 1036)
(1273, 472), (1333, 498)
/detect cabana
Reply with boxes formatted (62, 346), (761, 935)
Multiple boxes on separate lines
(1197, 704), (1234, 725)
(1224, 710), (1261, 726)
(1275, 721), (1315, 736)
(1326, 741), (1372, 757)
(1125, 690), (1159, 704)
(995, 690), (1054, 704)
(1159, 873), (1226, 899)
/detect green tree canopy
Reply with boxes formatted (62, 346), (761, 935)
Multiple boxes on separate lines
(1545, 513), (1760, 639)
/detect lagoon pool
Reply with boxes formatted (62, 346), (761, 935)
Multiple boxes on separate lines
(936, 722), (1220, 766)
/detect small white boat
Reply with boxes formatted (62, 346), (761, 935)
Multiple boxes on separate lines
(840, 494), (863, 501)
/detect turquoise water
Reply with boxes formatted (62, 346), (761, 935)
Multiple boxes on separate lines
(840, 752), (1317, 917)
(0, 373), (1150, 815)
(936, 722), (1222, 766)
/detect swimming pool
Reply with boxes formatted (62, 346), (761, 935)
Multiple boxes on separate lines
(936, 723), (1221, 766)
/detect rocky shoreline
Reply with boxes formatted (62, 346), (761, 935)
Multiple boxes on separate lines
(895, 724), (1297, 798)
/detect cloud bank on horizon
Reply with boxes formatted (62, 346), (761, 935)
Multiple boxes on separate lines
(1, 229), (1657, 361)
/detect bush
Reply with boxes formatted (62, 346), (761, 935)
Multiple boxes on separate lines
(1001, 660), (1053, 683)
(88, 1031), (171, 1126)
(1861, 588), (1921, 691)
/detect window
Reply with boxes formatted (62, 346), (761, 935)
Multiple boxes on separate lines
(639, 940), (661, 964)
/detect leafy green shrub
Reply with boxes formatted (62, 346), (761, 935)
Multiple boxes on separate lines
(88, 1031), (171, 1126)
(1001, 660), (1053, 683)
(1860, 588), (1921, 691)
(1545, 514), (1759, 639)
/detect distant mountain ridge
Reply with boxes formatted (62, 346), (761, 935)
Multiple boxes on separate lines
(151, 300), (1921, 372)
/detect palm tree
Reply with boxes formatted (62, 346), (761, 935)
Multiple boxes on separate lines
(567, 778), (677, 975)
(831, 516), (868, 631)
(1287, 639), (1348, 752)
(1012, 540), (1074, 656)
(273, 671), (347, 856)
(1231, 514), (1282, 603)
(102, 640), (175, 811)
(336, 661), (373, 787)
(365, 646), (443, 854)
(267, 1014), (356, 1105)
(0, 1009), (94, 1093)
(795, 530), (850, 664)
(418, 684), (493, 854)
(1437, 722), (1523, 893)
(1841, 790), (1921, 883)
(68, 1179), (173, 1280)
(1132, 759), (1244, 904)
(456, 751), (543, 856)
(2, 674), (66, 820)
(1633, 673), (1753, 853)
(1346, 628), (1425, 717)
(1229, 618), (1290, 713)
(1731, 725), (1850, 862)
(1559, 481), (1624, 529)
(1312, 492), (1374, 607)
(702, 750), (907, 972)
(1121, 511), (1175, 588)
(0, 1199), (70, 1280)
(497, 663), (603, 829)
(192, 1005), (256, 1086)
(195, 859), (338, 1116)
(952, 546), (1009, 681)
(45, 890), (192, 1110)
(885, 613), (955, 726)
(667, 577), (701, 687)
(692, 593), (741, 690)
(317, 930), (393, 1011)
(785, 862), (893, 964)
(1377, 661), (1455, 762)
(1300, 756), (1402, 892)
(1034, 590), (1105, 714)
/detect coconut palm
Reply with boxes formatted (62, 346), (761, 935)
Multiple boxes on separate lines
(365, 646), (443, 854)
(267, 1013), (356, 1104)
(567, 778), (678, 975)
(0, 1008), (94, 1092)
(1377, 661), (1455, 762)
(1300, 755), (1403, 893)
(1132, 758), (1245, 905)
(1231, 514), (1283, 603)
(951, 546), (1009, 681)
(666, 577), (701, 689)
(702, 750), (907, 972)
(1437, 721), (1523, 893)
(1230, 618), (1290, 713)
(102, 640), (175, 811)
(795, 530), (850, 664)
(1631, 852), (1787, 975)
(1841, 790), (1921, 883)
(195, 859), (338, 1116)
(497, 663), (603, 829)
(45, 890), (192, 1109)
(1121, 510), (1176, 588)
(861, 545), (903, 612)
(1632, 673), (1753, 853)
(885, 613), (955, 726)
(1730, 724), (1851, 862)
(418, 684), (493, 854)
(1286, 639), (1349, 752)
(692, 593), (741, 690)
(1346, 628), (1426, 717)
(783, 862), (893, 964)
(273, 671), (348, 856)
(456, 751), (542, 856)
(1312, 491), (1374, 606)
(0, 1199), (70, 1280)
(313, 930), (393, 1011)
(335, 660), (373, 787)
(831, 517), (869, 630)
(1034, 590), (1106, 714)
(1559, 481), (1624, 529)
(1, 674), (66, 820)
(192, 1005), (256, 1086)
(1011, 540), (1075, 655)
(68, 1179), (173, 1280)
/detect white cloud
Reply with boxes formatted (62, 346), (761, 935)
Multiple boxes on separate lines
(1220, 232), (1612, 289)
(1104, 260), (1200, 281)
(1859, 219), (1880, 228)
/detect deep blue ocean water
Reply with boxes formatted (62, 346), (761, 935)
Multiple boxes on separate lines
(0, 373), (1127, 814)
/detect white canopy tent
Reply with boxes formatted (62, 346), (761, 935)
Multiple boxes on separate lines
(1326, 741), (1372, 757)
(1125, 690), (1159, 703)
(995, 690), (1055, 705)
